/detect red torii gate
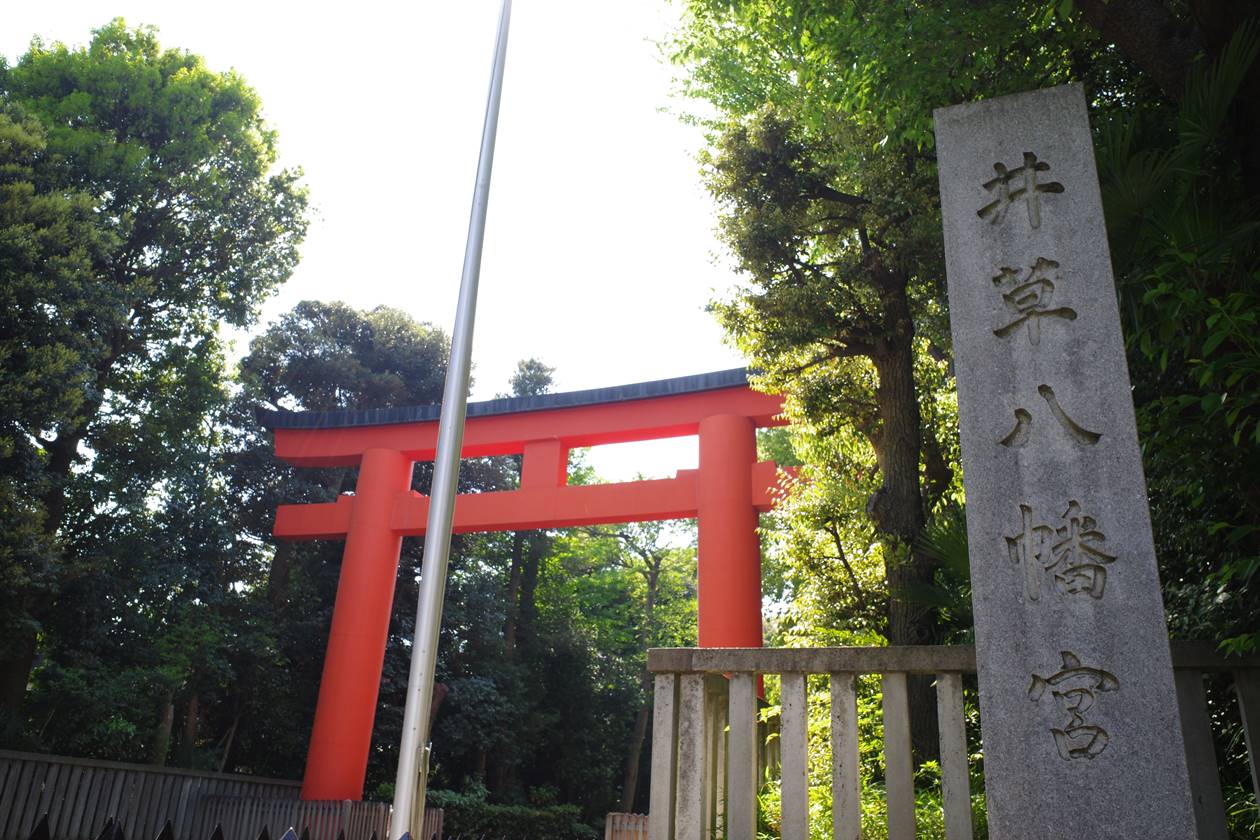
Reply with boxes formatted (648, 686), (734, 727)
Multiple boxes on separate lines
(260, 369), (787, 801)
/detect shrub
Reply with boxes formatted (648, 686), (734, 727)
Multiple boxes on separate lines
(426, 788), (598, 840)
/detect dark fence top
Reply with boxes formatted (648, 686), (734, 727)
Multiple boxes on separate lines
(0, 748), (301, 786)
(256, 368), (752, 431)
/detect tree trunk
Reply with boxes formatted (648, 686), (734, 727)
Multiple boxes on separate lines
(39, 349), (115, 537)
(268, 541), (295, 610)
(14, 364), (115, 718)
(39, 433), (80, 535)
(0, 628), (36, 735)
(180, 692), (199, 767)
(503, 531), (525, 659)
(485, 534), (526, 796)
(1077, 0), (1260, 200)
(1, 422), (91, 721)
(217, 710), (240, 773)
(151, 690), (174, 766)
(487, 756), (509, 796)
(430, 681), (449, 730)
(618, 688), (651, 813)
(516, 534), (545, 653)
(1075, 0), (1201, 104)
(869, 268), (940, 762)
(620, 557), (661, 812)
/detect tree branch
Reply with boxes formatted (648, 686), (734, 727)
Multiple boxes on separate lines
(812, 183), (870, 206)
(823, 523), (873, 616)
(1075, 0), (1203, 102)
(782, 344), (872, 375)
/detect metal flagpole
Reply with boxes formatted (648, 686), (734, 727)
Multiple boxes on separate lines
(390, 1), (512, 836)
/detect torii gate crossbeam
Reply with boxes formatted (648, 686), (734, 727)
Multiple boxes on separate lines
(259, 368), (787, 801)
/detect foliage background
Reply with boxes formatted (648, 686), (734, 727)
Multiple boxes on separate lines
(2, 3), (1258, 836)
(666, 0), (1259, 835)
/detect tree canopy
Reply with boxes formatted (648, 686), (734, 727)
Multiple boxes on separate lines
(669, 0), (1258, 658)
(0, 17), (308, 728)
(3, 7), (1258, 837)
(0, 19), (701, 817)
(670, 0), (1259, 832)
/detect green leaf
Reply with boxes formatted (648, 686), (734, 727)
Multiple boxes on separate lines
(1202, 330), (1230, 356)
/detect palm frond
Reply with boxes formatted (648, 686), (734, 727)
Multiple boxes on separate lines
(914, 505), (968, 580)
(1178, 18), (1260, 162)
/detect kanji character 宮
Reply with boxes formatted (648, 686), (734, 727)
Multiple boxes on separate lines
(1029, 651), (1120, 761)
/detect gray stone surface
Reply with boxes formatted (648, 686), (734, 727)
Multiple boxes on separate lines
(934, 84), (1197, 838)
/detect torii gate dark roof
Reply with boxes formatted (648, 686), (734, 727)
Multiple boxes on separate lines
(261, 368), (782, 469)
(257, 368), (753, 431)
(266, 366), (788, 539)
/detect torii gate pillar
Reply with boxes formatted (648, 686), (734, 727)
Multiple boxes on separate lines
(697, 414), (762, 648)
(303, 448), (413, 801)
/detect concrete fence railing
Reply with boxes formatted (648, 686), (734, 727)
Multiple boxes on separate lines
(645, 642), (1260, 840)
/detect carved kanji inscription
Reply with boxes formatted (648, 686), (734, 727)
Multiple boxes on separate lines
(1005, 501), (1117, 600)
(991, 258), (1077, 346)
(939, 83), (1197, 837)
(998, 385), (1101, 447)
(1029, 651), (1119, 761)
(978, 152), (1065, 229)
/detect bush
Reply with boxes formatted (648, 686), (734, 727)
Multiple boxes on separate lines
(426, 788), (598, 840)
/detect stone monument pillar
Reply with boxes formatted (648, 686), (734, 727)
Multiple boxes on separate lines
(934, 84), (1197, 837)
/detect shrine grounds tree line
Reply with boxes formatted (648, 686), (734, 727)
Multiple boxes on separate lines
(0, 20), (695, 832)
(668, 0), (1259, 835)
(1, 3), (1259, 837)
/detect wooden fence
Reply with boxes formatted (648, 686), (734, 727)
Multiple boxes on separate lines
(0, 751), (299, 840)
(195, 798), (391, 840)
(602, 812), (646, 840)
(0, 752), (440, 840)
(195, 799), (438, 840)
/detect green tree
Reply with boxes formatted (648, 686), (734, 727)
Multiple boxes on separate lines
(670, 2), (1260, 829)
(28, 395), (264, 766)
(1094, 19), (1260, 656)
(574, 521), (697, 812)
(667, 0), (1096, 754)
(0, 18), (308, 725)
(507, 358), (557, 402)
(225, 300), (467, 779)
(0, 100), (112, 728)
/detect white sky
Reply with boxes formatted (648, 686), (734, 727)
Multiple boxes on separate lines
(3, 1), (747, 480)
